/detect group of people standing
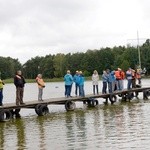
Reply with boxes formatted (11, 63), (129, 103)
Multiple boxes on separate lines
(93, 67), (142, 95)
(0, 67), (143, 106)
(0, 70), (45, 106)
(14, 70), (45, 105)
(64, 67), (142, 98)
(64, 70), (85, 98)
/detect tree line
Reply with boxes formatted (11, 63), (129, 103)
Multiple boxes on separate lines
(0, 39), (150, 79)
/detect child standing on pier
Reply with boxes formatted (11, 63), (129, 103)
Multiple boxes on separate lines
(36, 74), (45, 101)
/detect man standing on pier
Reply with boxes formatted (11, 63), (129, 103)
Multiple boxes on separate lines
(14, 70), (26, 105)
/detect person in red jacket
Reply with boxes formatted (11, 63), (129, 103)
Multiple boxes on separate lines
(120, 69), (125, 90)
(115, 68), (122, 91)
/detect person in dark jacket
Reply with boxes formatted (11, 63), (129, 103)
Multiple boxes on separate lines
(14, 70), (26, 105)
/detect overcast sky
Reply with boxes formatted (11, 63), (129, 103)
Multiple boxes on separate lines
(0, 0), (150, 64)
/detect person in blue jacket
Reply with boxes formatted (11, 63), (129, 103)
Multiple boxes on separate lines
(106, 69), (116, 93)
(78, 71), (85, 97)
(73, 70), (79, 96)
(64, 70), (73, 98)
(102, 70), (108, 94)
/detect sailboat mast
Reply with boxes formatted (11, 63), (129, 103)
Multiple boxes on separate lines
(137, 31), (141, 69)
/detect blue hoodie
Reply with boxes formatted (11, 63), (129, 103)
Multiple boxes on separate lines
(64, 74), (73, 85)
(78, 74), (85, 86)
(108, 71), (116, 83)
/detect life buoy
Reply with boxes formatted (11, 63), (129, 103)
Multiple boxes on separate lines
(0, 109), (12, 121)
(65, 100), (76, 111)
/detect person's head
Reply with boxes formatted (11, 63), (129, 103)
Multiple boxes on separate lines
(76, 70), (79, 74)
(37, 74), (42, 78)
(67, 70), (70, 74)
(79, 71), (82, 75)
(128, 67), (132, 71)
(118, 68), (121, 71)
(93, 70), (98, 74)
(103, 70), (106, 74)
(17, 70), (22, 75)
(106, 69), (110, 74)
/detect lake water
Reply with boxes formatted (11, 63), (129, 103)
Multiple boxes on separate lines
(1, 79), (150, 150)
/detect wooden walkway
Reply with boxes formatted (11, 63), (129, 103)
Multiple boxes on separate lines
(0, 87), (150, 121)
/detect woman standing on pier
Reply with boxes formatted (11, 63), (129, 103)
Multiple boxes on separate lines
(36, 74), (45, 101)
(92, 70), (99, 95)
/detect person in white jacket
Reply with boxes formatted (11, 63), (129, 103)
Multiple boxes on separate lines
(92, 70), (99, 95)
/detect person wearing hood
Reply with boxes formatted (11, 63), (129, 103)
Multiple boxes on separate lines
(64, 70), (73, 98)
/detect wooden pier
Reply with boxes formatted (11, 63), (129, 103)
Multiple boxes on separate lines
(0, 87), (150, 122)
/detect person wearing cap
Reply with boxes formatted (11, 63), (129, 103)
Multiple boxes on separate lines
(64, 70), (73, 98)
(0, 78), (5, 106)
(126, 68), (132, 89)
(73, 70), (79, 96)
(36, 74), (45, 101)
(92, 70), (99, 95)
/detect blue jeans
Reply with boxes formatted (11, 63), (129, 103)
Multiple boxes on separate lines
(102, 82), (107, 94)
(75, 83), (79, 96)
(0, 89), (3, 105)
(79, 85), (85, 97)
(127, 79), (132, 89)
(65, 85), (72, 97)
